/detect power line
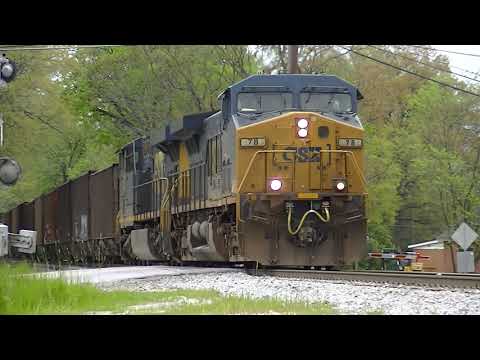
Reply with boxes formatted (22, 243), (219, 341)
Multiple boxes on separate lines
(367, 45), (480, 83)
(337, 45), (480, 98)
(410, 45), (480, 58)
(407, 45), (480, 77)
(412, 51), (480, 77)
(0, 45), (124, 52)
(318, 48), (352, 69)
(315, 46), (369, 71)
(440, 63), (479, 77)
(300, 45), (335, 61)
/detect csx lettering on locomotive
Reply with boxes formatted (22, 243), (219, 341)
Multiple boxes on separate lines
(282, 147), (321, 162)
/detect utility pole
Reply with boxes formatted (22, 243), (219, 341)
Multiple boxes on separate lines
(288, 45), (299, 74)
(0, 114), (3, 147)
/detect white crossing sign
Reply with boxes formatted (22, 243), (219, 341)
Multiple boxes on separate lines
(451, 222), (478, 250)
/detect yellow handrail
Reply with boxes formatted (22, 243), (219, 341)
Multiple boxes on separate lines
(318, 150), (368, 193)
(237, 149), (297, 193)
(237, 149), (367, 194)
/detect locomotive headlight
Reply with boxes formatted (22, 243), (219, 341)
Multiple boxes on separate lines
(333, 178), (347, 192)
(297, 128), (308, 138)
(270, 179), (282, 191)
(297, 118), (309, 129)
(296, 118), (309, 138)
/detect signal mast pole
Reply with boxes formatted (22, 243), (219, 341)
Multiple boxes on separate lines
(288, 45), (299, 74)
(0, 54), (21, 187)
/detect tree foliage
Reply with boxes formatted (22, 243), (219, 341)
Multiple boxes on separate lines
(0, 45), (258, 212)
(2, 44), (480, 259)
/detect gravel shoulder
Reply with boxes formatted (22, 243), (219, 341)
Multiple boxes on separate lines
(97, 271), (480, 315)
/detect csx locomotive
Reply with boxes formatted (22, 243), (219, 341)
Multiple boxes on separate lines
(2, 74), (368, 268)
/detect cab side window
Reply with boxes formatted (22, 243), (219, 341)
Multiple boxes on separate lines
(207, 134), (222, 177)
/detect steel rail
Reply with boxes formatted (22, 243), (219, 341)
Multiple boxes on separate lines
(246, 268), (480, 289)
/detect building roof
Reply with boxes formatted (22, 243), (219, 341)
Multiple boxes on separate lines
(408, 240), (445, 250)
(407, 230), (455, 250)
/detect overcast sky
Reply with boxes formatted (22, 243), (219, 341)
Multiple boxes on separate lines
(425, 45), (480, 81)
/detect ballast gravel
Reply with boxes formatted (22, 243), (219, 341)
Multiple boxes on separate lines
(97, 271), (480, 315)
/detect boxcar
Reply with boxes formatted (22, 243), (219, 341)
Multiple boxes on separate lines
(19, 201), (35, 231)
(71, 173), (90, 242)
(34, 197), (43, 245)
(90, 165), (119, 241)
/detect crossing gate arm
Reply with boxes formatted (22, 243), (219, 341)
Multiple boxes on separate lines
(0, 224), (37, 256)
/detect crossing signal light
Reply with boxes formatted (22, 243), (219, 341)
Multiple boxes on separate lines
(0, 55), (16, 85)
(0, 157), (21, 186)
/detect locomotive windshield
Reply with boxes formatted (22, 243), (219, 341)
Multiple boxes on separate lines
(237, 92), (293, 113)
(300, 92), (352, 113)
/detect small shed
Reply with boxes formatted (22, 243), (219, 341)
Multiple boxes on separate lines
(407, 232), (458, 273)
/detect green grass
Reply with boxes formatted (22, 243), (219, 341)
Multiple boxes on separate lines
(0, 262), (378, 315)
(0, 262), (188, 315)
(133, 290), (336, 315)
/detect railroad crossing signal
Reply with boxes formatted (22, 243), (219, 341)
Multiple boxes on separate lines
(0, 55), (21, 186)
(0, 157), (21, 186)
(451, 222), (478, 251)
(0, 54), (16, 87)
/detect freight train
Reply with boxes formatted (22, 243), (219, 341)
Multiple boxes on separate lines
(1, 74), (368, 268)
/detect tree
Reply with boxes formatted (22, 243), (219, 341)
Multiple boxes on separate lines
(65, 45), (259, 136)
(0, 45), (260, 212)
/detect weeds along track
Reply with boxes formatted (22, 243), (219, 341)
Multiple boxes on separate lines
(246, 269), (480, 289)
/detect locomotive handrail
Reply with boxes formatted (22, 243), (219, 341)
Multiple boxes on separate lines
(318, 150), (368, 193)
(133, 176), (169, 189)
(237, 149), (367, 194)
(167, 162), (207, 178)
(237, 150), (297, 193)
(132, 177), (169, 223)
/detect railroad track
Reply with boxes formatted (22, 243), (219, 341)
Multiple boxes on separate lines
(246, 268), (480, 289)
(6, 257), (480, 289)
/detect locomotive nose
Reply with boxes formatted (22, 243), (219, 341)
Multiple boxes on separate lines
(236, 112), (365, 195)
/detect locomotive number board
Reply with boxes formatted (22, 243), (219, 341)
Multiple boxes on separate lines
(337, 138), (363, 148)
(240, 137), (266, 147)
